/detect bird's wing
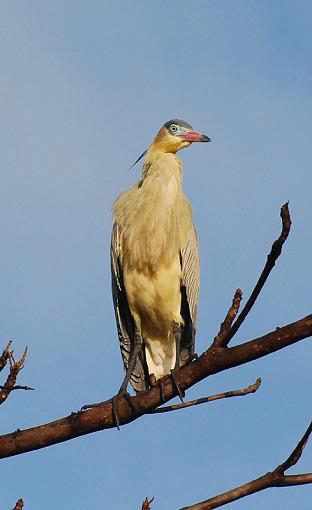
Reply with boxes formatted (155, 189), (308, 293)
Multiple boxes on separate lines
(180, 223), (200, 363)
(111, 222), (149, 392)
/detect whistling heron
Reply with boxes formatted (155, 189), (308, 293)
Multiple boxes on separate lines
(111, 119), (210, 400)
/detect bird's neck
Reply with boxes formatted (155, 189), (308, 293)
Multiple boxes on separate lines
(140, 150), (183, 187)
(113, 151), (192, 272)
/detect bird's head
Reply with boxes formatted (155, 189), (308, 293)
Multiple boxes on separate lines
(153, 119), (211, 153)
(129, 119), (211, 169)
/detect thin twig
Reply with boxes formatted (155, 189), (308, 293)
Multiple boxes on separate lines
(0, 385), (34, 391)
(0, 340), (13, 372)
(213, 289), (243, 347)
(12, 499), (23, 510)
(277, 420), (312, 474)
(141, 497), (154, 510)
(149, 378), (261, 414)
(222, 202), (291, 346)
(180, 420), (312, 510)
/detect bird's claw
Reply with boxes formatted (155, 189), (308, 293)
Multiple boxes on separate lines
(112, 390), (133, 430)
(112, 395), (121, 430)
(81, 403), (93, 411)
(149, 373), (157, 387)
(159, 378), (166, 402)
(80, 401), (105, 411)
(149, 374), (166, 402)
(189, 352), (199, 363)
(170, 369), (185, 402)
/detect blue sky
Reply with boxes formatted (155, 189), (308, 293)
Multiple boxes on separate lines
(0, 2), (311, 509)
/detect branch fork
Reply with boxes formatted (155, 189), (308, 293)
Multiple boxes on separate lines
(0, 344), (31, 406)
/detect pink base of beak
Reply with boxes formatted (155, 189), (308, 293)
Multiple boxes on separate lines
(181, 131), (211, 142)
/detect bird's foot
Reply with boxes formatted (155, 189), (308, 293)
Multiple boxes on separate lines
(159, 378), (166, 402)
(112, 390), (133, 431)
(149, 373), (166, 403)
(149, 373), (157, 387)
(170, 368), (185, 402)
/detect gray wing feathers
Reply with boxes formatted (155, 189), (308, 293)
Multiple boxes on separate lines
(180, 223), (200, 361)
(111, 222), (148, 392)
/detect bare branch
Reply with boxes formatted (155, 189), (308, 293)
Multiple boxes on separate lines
(276, 420), (312, 474)
(0, 312), (310, 459)
(141, 497), (154, 509)
(179, 421), (312, 509)
(213, 289), (243, 347)
(275, 474), (312, 486)
(0, 347), (29, 406)
(0, 385), (34, 391)
(12, 499), (23, 510)
(149, 378), (261, 414)
(0, 340), (13, 372)
(223, 202), (291, 346)
(10, 346), (28, 370)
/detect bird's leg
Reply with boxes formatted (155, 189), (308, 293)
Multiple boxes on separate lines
(173, 323), (182, 369)
(118, 327), (143, 394)
(113, 326), (143, 429)
(170, 322), (185, 402)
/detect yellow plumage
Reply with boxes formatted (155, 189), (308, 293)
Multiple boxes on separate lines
(113, 151), (192, 379)
(111, 119), (209, 393)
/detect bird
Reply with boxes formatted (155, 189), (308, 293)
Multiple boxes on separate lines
(111, 119), (211, 401)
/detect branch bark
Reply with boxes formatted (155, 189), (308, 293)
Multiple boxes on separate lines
(0, 313), (310, 459)
(179, 421), (312, 509)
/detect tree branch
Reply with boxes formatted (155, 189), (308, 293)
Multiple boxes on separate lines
(179, 421), (312, 509)
(0, 203), (306, 464)
(148, 378), (261, 414)
(276, 420), (312, 473)
(213, 290), (242, 347)
(0, 347), (29, 406)
(0, 313), (310, 459)
(221, 202), (291, 347)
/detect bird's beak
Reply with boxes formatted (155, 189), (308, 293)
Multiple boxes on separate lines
(180, 130), (211, 143)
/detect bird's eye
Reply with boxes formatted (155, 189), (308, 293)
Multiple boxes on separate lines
(170, 124), (177, 133)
